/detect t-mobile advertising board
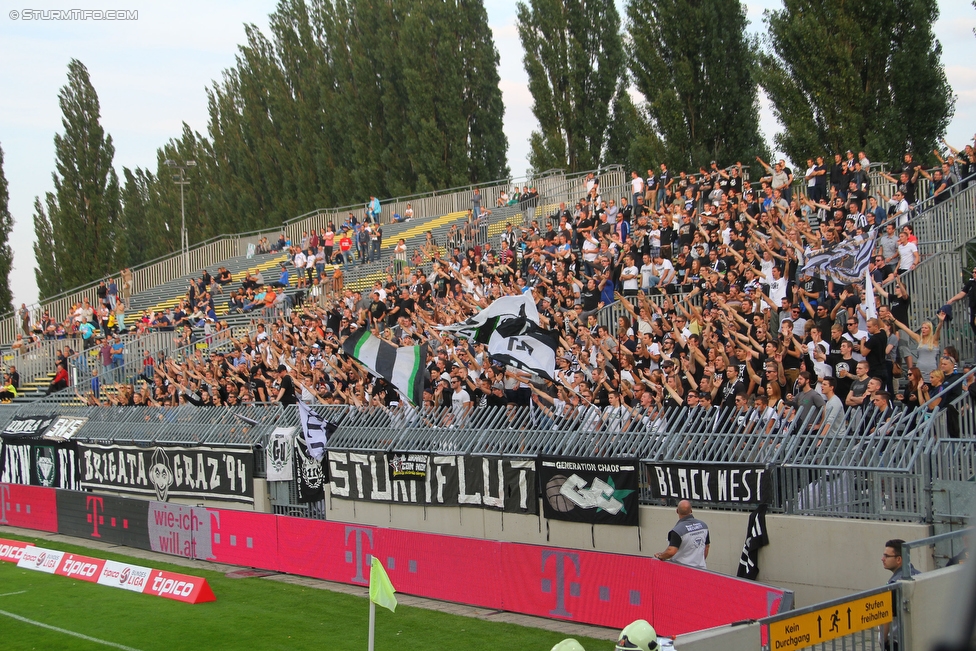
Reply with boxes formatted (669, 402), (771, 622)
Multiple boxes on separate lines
(0, 484), (791, 635)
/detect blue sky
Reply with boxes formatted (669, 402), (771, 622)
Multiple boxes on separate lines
(1, 0), (974, 308)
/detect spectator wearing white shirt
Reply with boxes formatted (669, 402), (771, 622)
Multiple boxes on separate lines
(896, 231), (919, 273)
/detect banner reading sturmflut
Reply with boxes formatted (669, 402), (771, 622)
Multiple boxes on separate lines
(328, 451), (537, 514)
(538, 456), (640, 527)
(76, 443), (255, 504)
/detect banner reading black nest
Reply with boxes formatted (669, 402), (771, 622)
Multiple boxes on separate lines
(646, 462), (770, 506)
(537, 456), (640, 526)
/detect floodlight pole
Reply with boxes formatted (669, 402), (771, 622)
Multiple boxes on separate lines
(164, 159), (197, 276)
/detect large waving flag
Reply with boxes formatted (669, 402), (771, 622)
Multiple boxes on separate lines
(342, 328), (427, 406)
(438, 293), (540, 339)
(439, 294), (557, 380)
(483, 315), (558, 380)
(801, 232), (876, 286)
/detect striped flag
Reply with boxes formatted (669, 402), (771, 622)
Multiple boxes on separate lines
(801, 232), (876, 286)
(342, 328), (427, 406)
(297, 402), (336, 462)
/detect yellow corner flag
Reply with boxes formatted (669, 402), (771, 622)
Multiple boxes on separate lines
(369, 556), (398, 613)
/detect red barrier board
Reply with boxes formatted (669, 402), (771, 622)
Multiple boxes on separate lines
(12, 543), (215, 604)
(204, 508), (279, 571)
(271, 514), (787, 636)
(0, 537), (32, 562)
(0, 483), (58, 532)
(144, 569), (216, 604)
(55, 552), (105, 583)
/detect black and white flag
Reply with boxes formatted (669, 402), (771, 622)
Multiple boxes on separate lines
(298, 402), (336, 461)
(801, 232), (876, 286)
(294, 435), (326, 503)
(265, 427), (295, 482)
(737, 504), (770, 580)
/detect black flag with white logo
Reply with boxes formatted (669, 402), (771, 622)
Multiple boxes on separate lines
(537, 456), (639, 526)
(294, 435), (326, 503)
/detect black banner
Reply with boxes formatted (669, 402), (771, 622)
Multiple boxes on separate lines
(390, 453), (427, 481)
(646, 462), (769, 505)
(0, 438), (78, 490)
(538, 457), (640, 527)
(327, 452), (538, 514)
(294, 436), (325, 503)
(56, 489), (151, 550)
(76, 443), (255, 505)
(2, 414), (56, 439)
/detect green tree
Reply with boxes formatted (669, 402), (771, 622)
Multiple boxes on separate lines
(33, 59), (120, 299)
(0, 145), (14, 314)
(758, 0), (955, 166)
(517, 0), (625, 173)
(605, 88), (666, 176)
(626, 0), (765, 170)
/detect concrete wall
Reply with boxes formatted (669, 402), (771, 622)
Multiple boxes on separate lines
(901, 565), (965, 651)
(674, 622), (761, 651)
(323, 495), (932, 606)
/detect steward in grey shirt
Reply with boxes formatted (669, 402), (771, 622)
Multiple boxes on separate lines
(655, 500), (710, 569)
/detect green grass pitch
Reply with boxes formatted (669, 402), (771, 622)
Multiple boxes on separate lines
(0, 534), (611, 650)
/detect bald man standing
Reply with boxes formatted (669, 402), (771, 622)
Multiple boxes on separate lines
(655, 500), (710, 569)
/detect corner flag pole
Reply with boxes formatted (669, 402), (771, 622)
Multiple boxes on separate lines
(368, 600), (376, 651)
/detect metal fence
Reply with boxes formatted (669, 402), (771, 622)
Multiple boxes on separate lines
(758, 583), (896, 651)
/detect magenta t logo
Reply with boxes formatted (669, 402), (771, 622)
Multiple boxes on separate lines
(344, 526), (373, 584)
(541, 550), (580, 617)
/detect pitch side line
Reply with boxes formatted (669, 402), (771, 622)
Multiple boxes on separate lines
(0, 591), (27, 597)
(0, 609), (144, 651)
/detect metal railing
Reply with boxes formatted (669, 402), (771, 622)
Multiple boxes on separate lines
(901, 529), (971, 580)
(759, 583), (897, 651)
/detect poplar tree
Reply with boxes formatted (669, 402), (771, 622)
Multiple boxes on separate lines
(33, 59), (120, 299)
(626, 0), (765, 170)
(0, 144), (14, 314)
(759, 0), (954, 165)
(517, 0), (625, 173)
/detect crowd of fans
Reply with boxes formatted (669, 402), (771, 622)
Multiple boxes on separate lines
(12, 144), (976, 440)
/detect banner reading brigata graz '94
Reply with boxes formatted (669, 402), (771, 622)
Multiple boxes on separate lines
(327, 451), (537, 514)
(538, 457), (640, 526)
(76, 443), (255, 505)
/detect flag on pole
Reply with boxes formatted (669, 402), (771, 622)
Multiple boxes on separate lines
(298, 402), (336, 462)
(369, 556), (397, 613)
(342, 328), (428, 406)
(801, 232), (876, 286)
(864, 265), (878, 320)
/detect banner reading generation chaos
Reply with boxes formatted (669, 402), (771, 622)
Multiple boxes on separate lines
(76, 443), (255, 505)
(538, 457), (640, 527)
(328, 451), (537, 514)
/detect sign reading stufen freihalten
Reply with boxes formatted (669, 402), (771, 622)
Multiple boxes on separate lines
(76, 443), (254, 504)
(538, 456), (640, 526)
(646, 463), (769, 505)
(328, 452), (537, 514)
